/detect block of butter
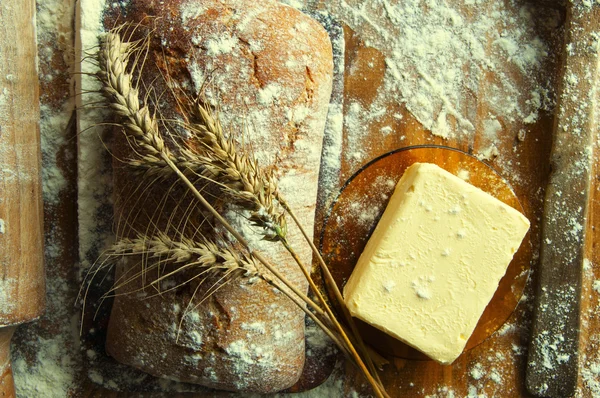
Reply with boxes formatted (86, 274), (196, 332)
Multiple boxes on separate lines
(343, 162), (530, 364)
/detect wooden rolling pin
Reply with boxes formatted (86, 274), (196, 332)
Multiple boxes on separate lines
(526, 1), (600, 396)
(0, 0), (46, 397)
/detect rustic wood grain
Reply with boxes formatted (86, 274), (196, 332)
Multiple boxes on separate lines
(0, 327), (15, 398)
(526, 2), (600, 396)
(0, 0), (45, 396)
(578, 123), (600, 398)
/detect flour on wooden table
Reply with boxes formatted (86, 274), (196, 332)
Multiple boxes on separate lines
(39, 104), (69, 205)
(0, 278), (16, 319)
(12, 275), (80, 397)
(581, 348), (600, 397)
(284, 0), (561, 180)
(326, 0), (557, 139)
(77, 0), (114, 269)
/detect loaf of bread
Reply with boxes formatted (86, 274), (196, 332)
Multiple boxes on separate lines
(103, 0), (333, 393)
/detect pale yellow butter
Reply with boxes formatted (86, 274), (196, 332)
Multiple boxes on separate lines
(343, 162), (530, 364)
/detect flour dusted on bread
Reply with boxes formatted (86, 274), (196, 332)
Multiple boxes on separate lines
(102, 0), (333, 393)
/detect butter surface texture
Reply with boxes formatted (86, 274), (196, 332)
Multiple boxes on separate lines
(343, 163), (530, 364)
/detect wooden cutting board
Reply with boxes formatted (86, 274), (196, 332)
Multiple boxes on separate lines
(313, 28), (550, 398)
(310, 2), (598, 397)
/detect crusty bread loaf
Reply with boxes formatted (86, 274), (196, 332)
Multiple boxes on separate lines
(104, 0), (333, 393)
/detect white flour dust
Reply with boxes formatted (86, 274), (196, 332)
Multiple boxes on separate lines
(327, 0), (558, 140)
(0, 278), (16, 318)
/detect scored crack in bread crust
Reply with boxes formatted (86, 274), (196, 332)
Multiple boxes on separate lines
(103, 0), (333, 393)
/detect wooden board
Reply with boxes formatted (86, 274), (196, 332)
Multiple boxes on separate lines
(0, 1), (45, 396)
(322, 26), (549, 398)
(306, 1), (559, 396)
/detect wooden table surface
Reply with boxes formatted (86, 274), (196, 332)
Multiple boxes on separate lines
(12, 0), (600, 396)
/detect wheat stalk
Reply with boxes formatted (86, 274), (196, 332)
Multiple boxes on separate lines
(97, 30), (322, 337)
(97, 34), (206, 180)
(125, 150), (203, 179)
(180, 98), (384, 385)
(100, 34), (285, 240)
(100, 29), (284, 240)
(108, 232), (260, 280)
(100, 231), (351, 354)
(186, 103), (384, 386)
(97, 37), (165, 159)
(124, 103), (288, 241)
(96, 30), (387, 398)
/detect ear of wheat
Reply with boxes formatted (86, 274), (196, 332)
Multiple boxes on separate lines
(101, 38), (286, 242)
(94, 30), (388, 398)
(91, 234), (259, 311)
(108, 232), (261, 280)
(186, 102), (286, 241)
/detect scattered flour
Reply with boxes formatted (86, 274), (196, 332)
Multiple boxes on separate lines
(12, 335), (77, 397)
(593, 280), (600, 295)
(581, 352), (600, 397)
(475, 145), (500, 161)
(411, 276), (434, 300)
(467, 384), (481, 398)
(12, 274), (81, 397)
(456, 169), (470, 181)
(489, 368), (503, 384)
(205, 34), (238, 56)
(483, 119), (502, 139)
(39, 104), (69, 205)
(77, 0), (114, 269)
(531, 286), (578, 373)
(327, 0), (557, 140)
(257, 83), (284, 106)
(584, 258), (592, 272)
(10, 0), (81, 397)
(0, 278), (16, 319)
(496, 322), (516, 336)
(470, 363), (484, 380)
(88, 369), (104, 384)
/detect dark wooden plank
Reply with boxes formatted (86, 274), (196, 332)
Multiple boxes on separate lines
(526, 2), (600, 397)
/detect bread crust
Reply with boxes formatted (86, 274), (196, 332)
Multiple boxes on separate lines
(104, 0), (333, 393)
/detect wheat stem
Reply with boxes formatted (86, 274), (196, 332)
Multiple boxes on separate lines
(278, 196), (385, 385)
(159, 153), (321, 310)
(111, 206), (351, 361)
(108, 232), (260, 277)
(97, 32), (323, 315)
(280, 237), (388, 397)
(190, 98), (383, 385)
(190, 90), (386, 392)
(162, 151), (386, 398)
(265, 277), (350, 359)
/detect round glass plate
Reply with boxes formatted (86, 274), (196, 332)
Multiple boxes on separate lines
(319, 145), (532, 361)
